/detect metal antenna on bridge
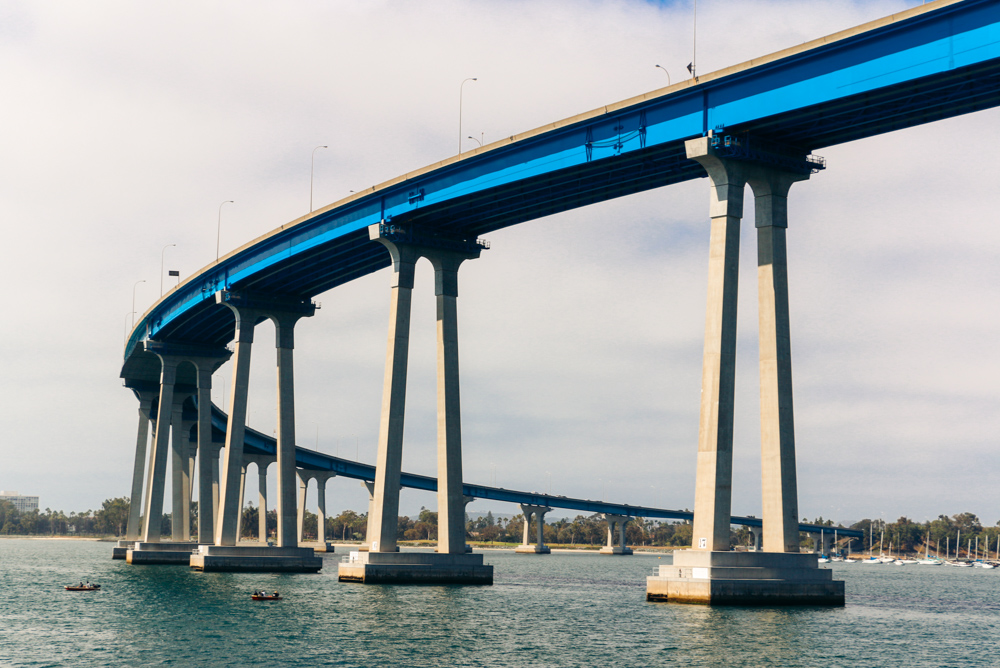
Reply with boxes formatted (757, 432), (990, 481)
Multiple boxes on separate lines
(692, 0), (698, 79)
(459, 77), (478, 155)
(216, 200), (234, 261)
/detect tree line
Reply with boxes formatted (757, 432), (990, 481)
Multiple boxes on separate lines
(4, 497), (997, 557)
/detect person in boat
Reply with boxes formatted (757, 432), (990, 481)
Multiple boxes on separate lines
(273, 591), (279, 597)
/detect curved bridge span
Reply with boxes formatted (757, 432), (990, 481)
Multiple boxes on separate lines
(123, 0), (1000, 362)
(121, 0), (993, 562)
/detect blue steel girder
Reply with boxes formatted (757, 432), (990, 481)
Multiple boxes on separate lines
(122, 0), (1000, 371)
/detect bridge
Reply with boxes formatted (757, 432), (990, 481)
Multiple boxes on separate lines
(119, 0), (998, 590)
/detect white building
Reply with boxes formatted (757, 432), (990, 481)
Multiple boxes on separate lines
(0, 491), (39, 513)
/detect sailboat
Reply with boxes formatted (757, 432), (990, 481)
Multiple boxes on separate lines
(917, 532), (941, 565)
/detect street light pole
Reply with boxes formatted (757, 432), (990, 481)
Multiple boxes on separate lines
(160, 243), (176, 296)
(458, 77), (477, 155)
(216, 200), (234, 261)
(310, 145), (328, 212)
(467, 135), (482, 147)
(655, 64), (671, 85)
(131, 279), (146, 331)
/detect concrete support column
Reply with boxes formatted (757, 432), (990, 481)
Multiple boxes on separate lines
(272, 313), (308, 549)
(214, 303), (255, 547)
(196, 367), (215, 542)
(749, 170), (806, 554)
(431, 255), (468, 555)
(257, 463), (268, 543)
(126, 393), (155, 540)
(297, 471), (309, 543)
(211, 451), (221, 530)
(519, 504), (551, 549)
(141, 359), (178, 543)
(751, 526), (763, 551)
(601, 514), (633, 555)
(236, 465), (247, 541)
(363, 481), (376, 548)
(170, 400), (189, 541)
(686, 137), (745, 553)
(367, 242), (418, 553)
(315, 474), (334, 545)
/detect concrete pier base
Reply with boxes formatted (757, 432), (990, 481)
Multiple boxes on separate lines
(514, 544), (551, 554)
(190, 545), (322, 572)
(599, 545), (633, 555)
(338, 551), (493, 584)
(112, 540), (136, 560)
(646, 550), (844, 605)
(126, 542), (200, 565)
(302, 541), (336, 553)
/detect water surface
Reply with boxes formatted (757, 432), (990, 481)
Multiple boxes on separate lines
(1, 540), (998, 667)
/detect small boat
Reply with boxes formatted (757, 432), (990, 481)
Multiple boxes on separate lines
(65, 583), (101, 591)
(251, 591), (282, 601)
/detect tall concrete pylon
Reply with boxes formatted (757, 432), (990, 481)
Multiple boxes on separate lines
(648, 135), (843, 604)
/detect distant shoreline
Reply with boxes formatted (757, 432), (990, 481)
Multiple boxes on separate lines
(0, 535), (104, 541)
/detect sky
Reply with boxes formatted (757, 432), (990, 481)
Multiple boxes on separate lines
(1, 0), (997, 528)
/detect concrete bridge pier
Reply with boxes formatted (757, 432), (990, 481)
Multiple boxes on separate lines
(296, 471), (308, 544)
(296, 470), (335, 552)
(170, 403), (193, 542)
(123, 344), (230, 563)
(241, 455), (271, 544)
(314, 472), (335, 552)
(124, 392), (155, 541)
(600, 514), (633, 555)
(340, 223), (491, 584)
(116, 392), (156, 558)
(750, 526), (762, 551)
(235, 464), (247, 541)
(190, 291), (321, 573)
(515, 504), (552, 554)
(647, 136), (843, 604)
(129, 359), (199, 564)
(195, 366), (219, 543)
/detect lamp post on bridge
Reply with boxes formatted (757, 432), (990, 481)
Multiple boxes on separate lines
(655, 64), (671, 85)
(458, 77), (477, 155)
(216, 200), (234, 262)
(310, 145), (328, 212)
(160, 243), (176, 296)
(467, 135), (482, 148)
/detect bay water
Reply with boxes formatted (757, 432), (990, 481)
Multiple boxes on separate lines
(1, 539), (998, 667)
